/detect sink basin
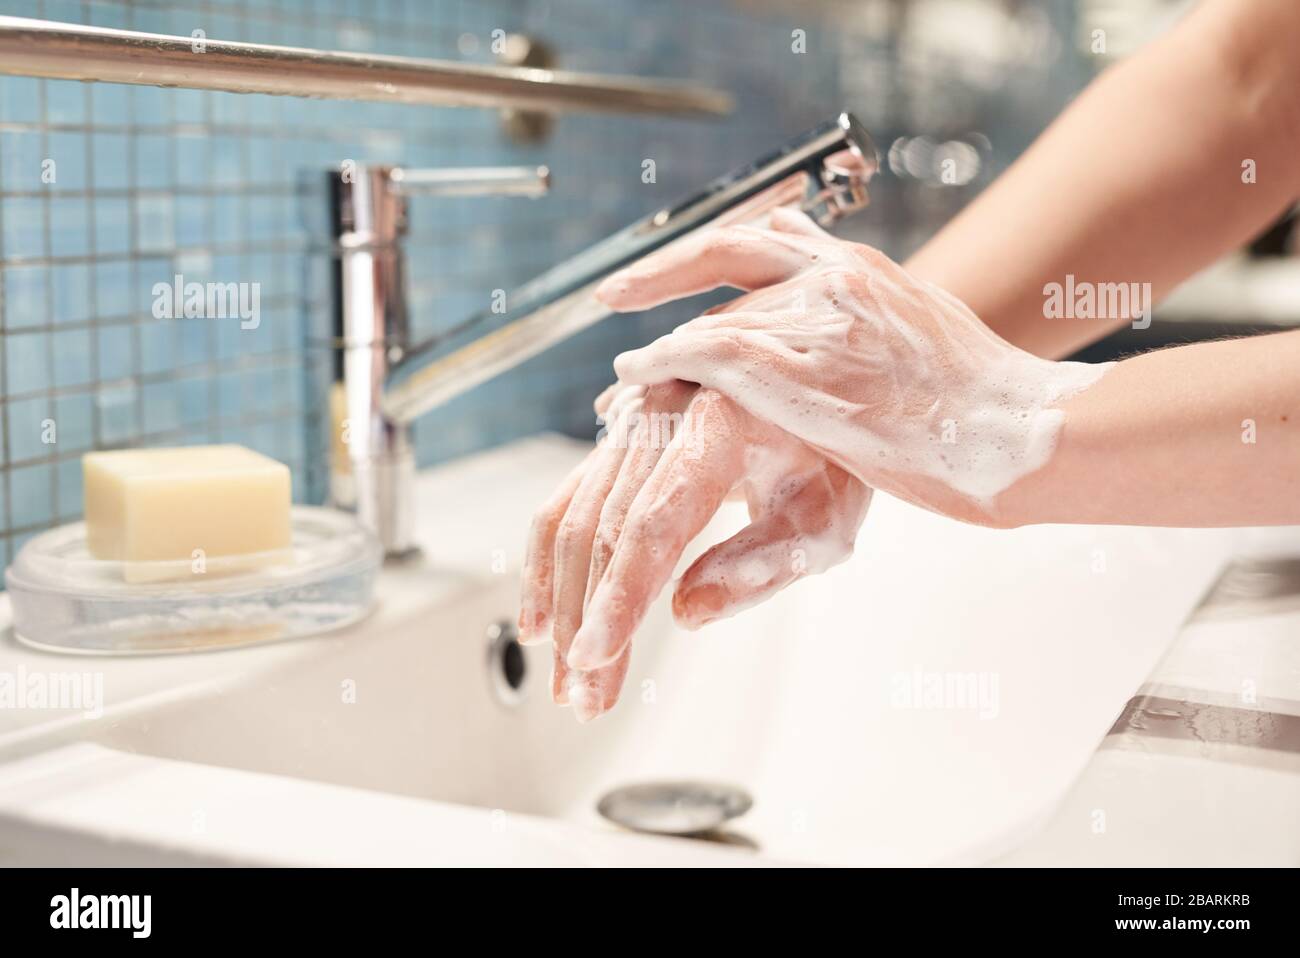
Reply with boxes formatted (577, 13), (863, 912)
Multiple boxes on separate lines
(0, 435), (1277, 866)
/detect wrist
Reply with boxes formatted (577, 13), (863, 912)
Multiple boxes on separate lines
(987, 360), (1114, 527)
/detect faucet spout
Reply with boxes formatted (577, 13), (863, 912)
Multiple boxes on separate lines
(314, 114), (878, 556)
(381, 112), (878, 425)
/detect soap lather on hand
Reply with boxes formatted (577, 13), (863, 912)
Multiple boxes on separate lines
(83, 444), (292, 583)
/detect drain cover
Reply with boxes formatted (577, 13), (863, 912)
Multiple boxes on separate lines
(597, 781), (753, 836)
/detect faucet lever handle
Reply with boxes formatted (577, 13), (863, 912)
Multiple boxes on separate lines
(388, 165), (550, 198)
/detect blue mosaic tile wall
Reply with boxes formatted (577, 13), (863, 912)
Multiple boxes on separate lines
(0, 0), (1084, 567)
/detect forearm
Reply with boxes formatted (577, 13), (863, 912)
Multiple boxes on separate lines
(998, 330), (1300, 526)
(905, 0), (1300, 359)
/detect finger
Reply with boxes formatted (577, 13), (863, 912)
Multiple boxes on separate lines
(674, 464), (870, 629)
(565, 381), (696, 721)
(593, 381), (621, 417)
(614, 328), (839, 462)
(548, 416), (635, 704)
(613, 326), (783, 393)
(566, 647), (632, 723)
(767, 205), (834, 239)
(593, 380), (643, 420)
(518, 450), (595, 646)
(569, 383), (695, 721)
(593, 225), (818, 312)
(588, 381), (697, 595)
(568, 390), (748, 670)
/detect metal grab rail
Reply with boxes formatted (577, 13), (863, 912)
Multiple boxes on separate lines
(0, 16), (733, 116)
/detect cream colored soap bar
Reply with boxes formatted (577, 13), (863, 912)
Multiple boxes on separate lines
(83, 445), (292, 583)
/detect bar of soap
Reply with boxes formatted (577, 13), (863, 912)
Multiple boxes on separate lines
(83, 445), (292, 583)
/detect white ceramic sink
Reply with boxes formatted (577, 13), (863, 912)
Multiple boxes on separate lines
(0, 435), (1291, 866)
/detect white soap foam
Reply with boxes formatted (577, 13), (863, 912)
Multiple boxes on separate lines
(617, 252), (1113, 511)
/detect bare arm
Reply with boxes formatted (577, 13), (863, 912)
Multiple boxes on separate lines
(998, 329), (1300, 526)
(904, 0), (1300, 359)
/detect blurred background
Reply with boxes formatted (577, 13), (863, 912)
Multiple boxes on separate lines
(0, 0), (1296, 562)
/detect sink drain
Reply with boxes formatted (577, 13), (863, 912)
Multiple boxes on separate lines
(597, 781), (753, 837)
(486, 620), (526, 705)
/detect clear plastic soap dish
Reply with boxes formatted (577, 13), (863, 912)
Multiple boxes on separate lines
(4, 506), (382, 655)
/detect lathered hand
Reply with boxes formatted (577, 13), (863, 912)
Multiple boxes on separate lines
(519, 380), (869, 721)
(599, 208), (1109, 526)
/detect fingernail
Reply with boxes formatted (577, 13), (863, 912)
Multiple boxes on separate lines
(563, 672), (604, 722)
(571, 690), (603, 723)
(672, 583), (726, 630)
(593, 274), (628, 306)
(567, 623), (620, 670)
(517, 606), (554, 645)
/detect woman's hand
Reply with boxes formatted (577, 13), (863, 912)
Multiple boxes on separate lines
(519, 380), (870, 721)
(599, 208), (1110, 527)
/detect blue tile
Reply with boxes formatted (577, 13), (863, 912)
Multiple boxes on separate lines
(45, 81), (88, 125)
(132, 86), (172, 126)
(53, 392), (94, 454)
(6, 396), (52, 461)
(211, 137), (246, 187)
(175, 135), (213, 188)
(1, 131), (47, 191)
(55, 457), (83, 521)
(94, 261), (133, 317)
(88, 1), (131, 30)
(173, 195), (211, 246)
(134, 134), (174, 189)
(215, 315), (247, 360)
(51, 328), (93, 388)
(0, 77), (42, 125)
(49, 263), (92, 325)
(211, 201), (245, 246)
(10, 463), (53, 528)
(142, 380), (181, 435)
(176, 317), (213, 366)
(1, 198), (45, 259)
(4, 332), (48, 396)
(178, 375), (212, 425)
(172, 89), (209, 124)
(130, 6), (173, 35)
(137, 257), (176, 299)
(244, 367), (276, 404)
(49, 197), (91, 257)
(216, 370), (242, 419)
(2, 265), (49, 330)
(211, 92), (247, 126)
(135, 194), (176, 252)
(96, 383), (139, 445)
(138, 319), (178, 375)
(245, 93), (276, 127)
(93, 197), (132, 255)
(43, 0), (86, 25)
(95, 323), (136, 381)
(90, 84), (133, 127)
(91, 133), (132, 190)
(46, 132), (87, 191)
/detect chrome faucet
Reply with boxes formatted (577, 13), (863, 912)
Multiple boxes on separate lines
(314, 113), (879, 556)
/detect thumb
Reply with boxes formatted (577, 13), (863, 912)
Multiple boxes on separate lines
(673, 466), (870, 629)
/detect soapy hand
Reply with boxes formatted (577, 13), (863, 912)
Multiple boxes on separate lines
(520, 207), (1109, 722)
(518, 379), (870, 721)
(599, 208), (1111, 526)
